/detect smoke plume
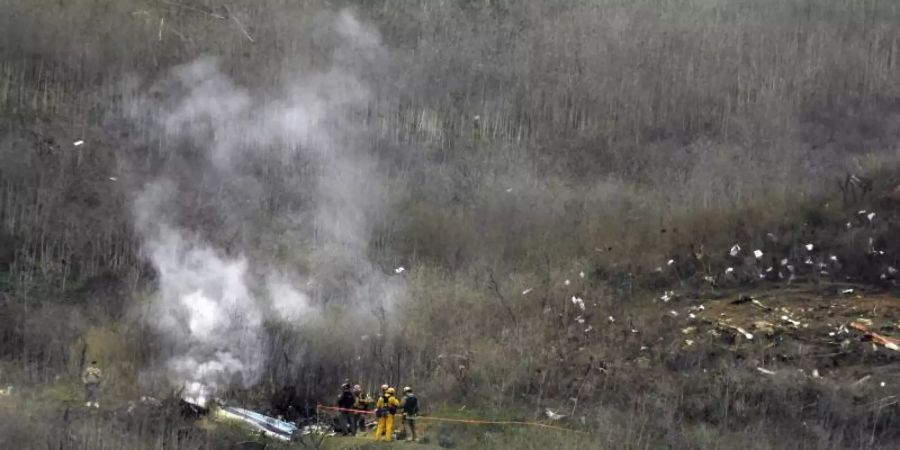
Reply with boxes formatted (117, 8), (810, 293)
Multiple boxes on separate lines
(127, 10), (399, 396)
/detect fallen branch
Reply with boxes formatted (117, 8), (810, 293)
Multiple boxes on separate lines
(224, 5), (254, 42)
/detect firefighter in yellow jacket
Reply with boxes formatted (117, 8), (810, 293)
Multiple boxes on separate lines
(374, 387), (401, 441)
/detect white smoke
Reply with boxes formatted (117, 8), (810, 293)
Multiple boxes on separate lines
(128, 10), (400, 395)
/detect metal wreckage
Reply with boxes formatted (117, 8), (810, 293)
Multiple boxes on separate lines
(180, 383), (329, 442)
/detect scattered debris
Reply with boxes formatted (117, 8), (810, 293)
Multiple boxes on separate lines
(850, 321), (900, 351)
(584, 326), (593, 333)
(757, 367), (776, 375)
(736, 327), (754, 340)
(579, 271), (585, 279)
(574, 316), (585, 324)
(754, 249), (764, 259)
(805, 243), (814, 251)
(394, 266), (406, 274)
(751, 299), (772, 311)
(667, 259), (675, 266)
(841, 289), (855, 295)
(684, 339), (695, 347)
(109, 177), (118, 181)
(0, 386), (12, 396)
(868, 212), (876, 221)
(607, 316), (615, 323)
(812, 369), (821, 379)
(300, 423), (333, 436)
(669, 310), (679, 317)
(725, 267), (734, 275)
(781, 315), (801, 327)
(660, 291), (674, 302)
(564, 279), (571, 286)
(730, 244), (741, 257)
(73, 140), (84, 146)
(522, 288), (533, 295)
(682, 326), (697, 335)
(571, 296), (585, 310)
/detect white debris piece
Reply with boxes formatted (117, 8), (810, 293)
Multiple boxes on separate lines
(754, 249), (764, 259)
(545, 409), (566, 421)
(564, 279), (571, 286)
(574, 316), (585, 324)
(756, 367), (776, 375)
(780, 258), (788, 266)
(868, 212), (876, 221)
(725, 267), (734, 275)
(394, 266), (405, 274)
(584, 326), (593, 333)
(841, 288), (855, 295)
(858, 210), (867, 215)
(703, 275), (715, 284)
(109, 177), (118, 181)
(571, 296), (585, 310)
(688, 313), (696, 319)
(505, 188), (513, 193)
(667, 259), (675, 266)
(812, 369), (821, 379)
(579, 271), (585, 279)
(522, 288), (533, 295)
(781, 315), (800, 327)
(830, 255), (839, 262)
(660, 291), (674, 302)
(684, 339), (694, 347)
(846, 222), (852, 229)
(805, 243), (814, 251)
(730, 244), (741, 257)
(737, 327), (754, 339)
(669, 310), (679, 317)
(890, 267), (898, 275)
(73, 140), (84, 146)
(881, 381), (887, 387)
(607, 316), (615, 323)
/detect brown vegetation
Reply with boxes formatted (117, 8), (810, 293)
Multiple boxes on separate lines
(2, 0), (900, 448)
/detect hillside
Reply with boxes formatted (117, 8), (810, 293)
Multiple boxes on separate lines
(3, 1), (900, 449)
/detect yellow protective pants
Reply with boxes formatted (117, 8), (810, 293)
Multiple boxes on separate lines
(374, 414), (394, 441)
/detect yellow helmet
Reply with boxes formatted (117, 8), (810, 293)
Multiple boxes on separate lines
(386, 387), (396, 395)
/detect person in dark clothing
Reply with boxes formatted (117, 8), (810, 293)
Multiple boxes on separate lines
(401, 386), (419, 442)
(337, 383), (356, 436)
